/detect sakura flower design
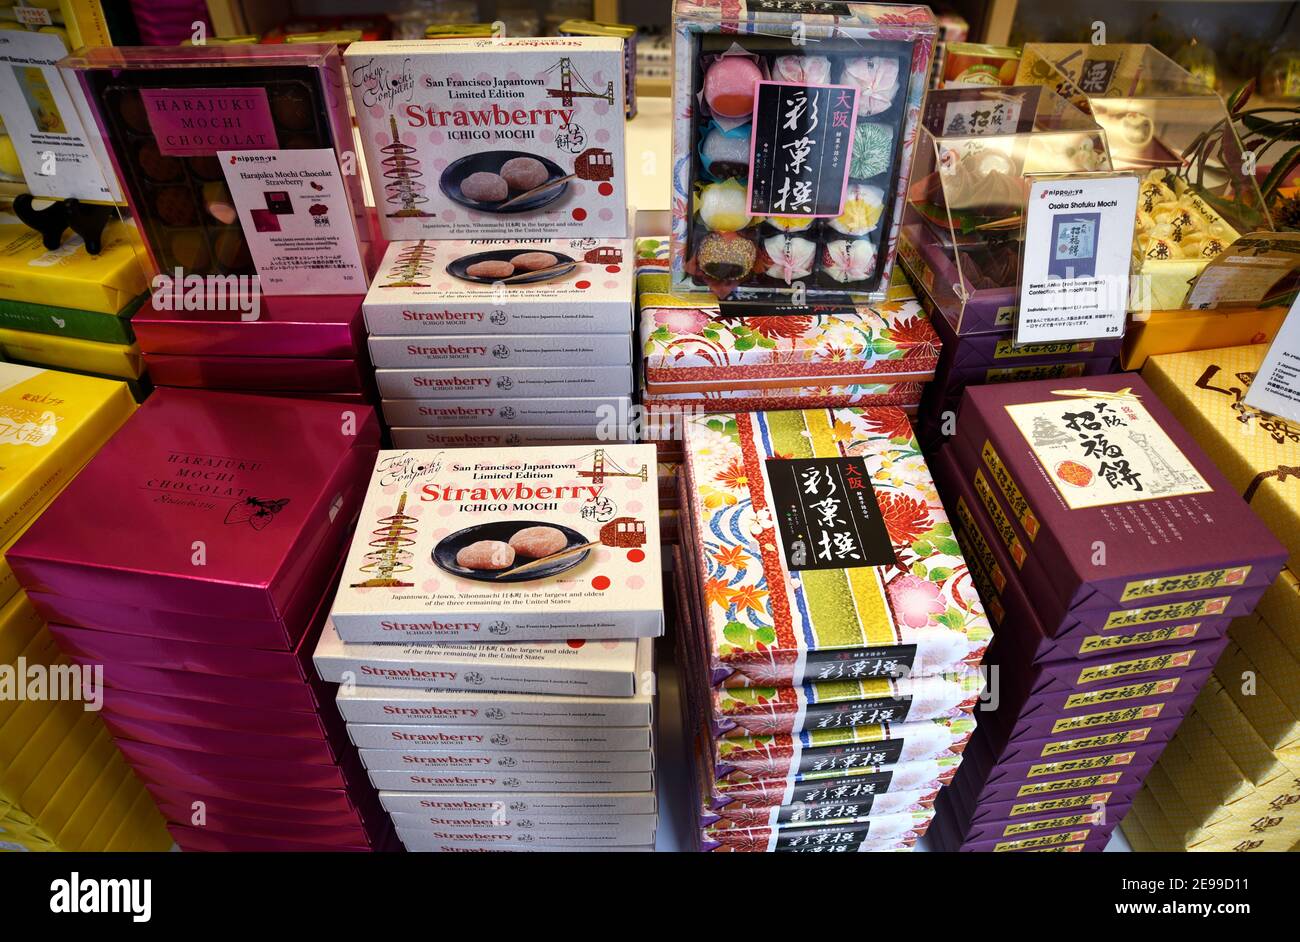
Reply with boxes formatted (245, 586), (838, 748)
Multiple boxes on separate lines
(888, 574), (945, 629)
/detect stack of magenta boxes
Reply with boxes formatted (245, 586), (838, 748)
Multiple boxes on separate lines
(674, 406), (992, 851)
(8, 388), (392, 852)
(313, 444), (664, 852)
(930, 374), (1288, 851)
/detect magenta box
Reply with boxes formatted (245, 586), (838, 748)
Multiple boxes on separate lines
(116, 738), (348, 789)
(144, 785), (365, 828)
(133, 294), (367, 358)
(75, 657), (321, 712)
(951, 376), (1288, 621)
(934, 446), (1239, 666)
(143, 353), (368, 392)
(152, 803), (370, 845)
(102, 688), (328, 739)
(168, 825), (377, 853)
(944, 432), (1271, 634)
(132, 764), (357, 811)
(10, 388), (379, 624)
(101, 713), (342, 765)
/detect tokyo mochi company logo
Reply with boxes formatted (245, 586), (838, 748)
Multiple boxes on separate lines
(353, 453), (445, 588)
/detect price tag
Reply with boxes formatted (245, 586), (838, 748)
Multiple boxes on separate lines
(1015, 173), (1139, 344)
(1243, 295), (1300, 423)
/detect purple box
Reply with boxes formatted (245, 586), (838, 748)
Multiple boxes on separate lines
(933, 445), (1239, 664)
(937, 789), (1127, 852)
(133, 294), (367, 358)
(951, 375), (1288, 622)
(116, 738), (349, 789)
(143, 352), (368, 392)
(9, 388), (379, 626)
(101, 713), (342, 765)
(101, 688), (328, 739)
(168, 825), (379, 853)
(75, 656), (322, 713)
(144, 786), (364, 828)
(897, 221), (1014, 336)
(132, 764), (357, 811)
(152, 801), (371, 845)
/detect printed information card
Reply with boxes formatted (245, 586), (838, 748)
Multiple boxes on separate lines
(1243, 294), (1300, 423)
(219, 147), (367, 296)
(1016, 173), (1139, 345)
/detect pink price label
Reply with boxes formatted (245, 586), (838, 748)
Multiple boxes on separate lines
(141, 88), (278, 157)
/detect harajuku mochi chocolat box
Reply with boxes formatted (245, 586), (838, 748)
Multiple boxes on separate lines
(363, 237), (634, 336)
(345, 37), (628, 241)
(679, 406), (992, 687)
(328, 445), (662, 642)
(952, 375), (1288, 623)
(64, 44), (366, 283)
(7, 388), (379, 635)
(671, 1), (936, 300)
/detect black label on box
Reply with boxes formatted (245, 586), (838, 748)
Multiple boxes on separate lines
(804, 694), (915, 729)
(748, 81), (857, 218)
(774, 796), (880, 824)
(796, 738), (906, 774)
(804, 644), (918, 681)
(766, 456), (896, 572)
(773, 822), (880, 851)
(788, 771), (894, 804)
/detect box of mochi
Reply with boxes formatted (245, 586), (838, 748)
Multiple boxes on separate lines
(330, 445), (663, 642)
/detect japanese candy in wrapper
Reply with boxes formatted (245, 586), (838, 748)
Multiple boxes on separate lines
(680, 406), (993, 687)
(1141, 344), (1300, 574)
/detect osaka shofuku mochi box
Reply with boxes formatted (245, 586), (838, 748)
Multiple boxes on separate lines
(330, 445), (663, 642)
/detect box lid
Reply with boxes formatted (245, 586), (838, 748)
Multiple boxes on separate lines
(132, 294), (366, 358)
(1142, 344), (1300, 573)
(9, 388), (378, 621)
(0, 223), (147, 315)
(680, 407), (992, 686)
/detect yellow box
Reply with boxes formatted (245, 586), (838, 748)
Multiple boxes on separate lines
(0, 222), (146, 315)
(0, 362), (136, 547)
(0, 708), (99, 808)
(1143, 344), (1300, 572)
(1258, 568), (1300, 663)
(75, 763), (147, 852)
(0, 591), (44, 666)
(41, 748), (126, 849)
(0, 329), (143, 380)
(1124, 308), (1287, 371)
(110, 790), (173, 852)
(1214, 628), (1300, 764)
(0, 452), (98, 607)
(0, 629), (67, 732)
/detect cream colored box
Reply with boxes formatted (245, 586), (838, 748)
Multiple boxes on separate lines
(347, 722), (651, 751)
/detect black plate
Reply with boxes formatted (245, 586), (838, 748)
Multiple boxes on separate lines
(439, 151), (568, 214)
(446, 249), (577, 286)
(433, 520), (590, 583)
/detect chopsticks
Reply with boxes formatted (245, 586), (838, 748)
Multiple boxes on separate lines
(495, 173), (577, 209)
(494, 540), (598, 579)
(500, 262), (575, 283)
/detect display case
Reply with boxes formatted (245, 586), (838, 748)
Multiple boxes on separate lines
(670, 0), (936, 301)
(1016, 43), (1273, 312)
(899, 84), (1111, 334)
(62, 43), (367, 290)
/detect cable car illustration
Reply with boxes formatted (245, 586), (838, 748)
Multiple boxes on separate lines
(583, 246), (623, 265)
(575, 147), (614, 181)
(600, 516), (646, 548)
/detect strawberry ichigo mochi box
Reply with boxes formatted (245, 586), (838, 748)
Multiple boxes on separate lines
(329, 445), (663, 642)
(345, 38), (628, 241)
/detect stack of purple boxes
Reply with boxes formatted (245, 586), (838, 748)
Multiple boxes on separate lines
(929, 374), (1287, 851)
(8, 389), (393, 851)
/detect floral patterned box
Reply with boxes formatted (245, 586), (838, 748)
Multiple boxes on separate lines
(679, 406), (992, 688)
(700, 811), (930, 852)
(700, 785), (936, 831)
(641, 299), (940, 395)
(952, 375), (1288, 622)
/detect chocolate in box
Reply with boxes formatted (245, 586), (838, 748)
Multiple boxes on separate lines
(9, 389), (380, 625)
(370, 769), (654, 794)
(346, 38), (628, 241)
(951, 376), (1289, 618)
(639, 300), (941, 395)
(132, 295), (367, 358)
(678, 407), (993, 687)
(378, 790), (657, 817)
(142, 352), (368, 392)
(701, 815), (927, 852)
(348, 723), (651, 752)
(335, 681), (653, 728)
(328, 445), (661, 642)
(363, 239), (633, 337)
(314, 625), (649, 698)
(389, 813), (656, 845)
(369, 333), (631, 369)
(381, 396), (630, 429)
(376, 365), (631, 400)
(357, 747), (654, 774)
(387, 426), (621, 449)
(103, 688), (328, 740)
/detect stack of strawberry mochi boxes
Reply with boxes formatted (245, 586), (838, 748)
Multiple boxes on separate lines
(673, 406), (992, 851)
(312, 444), (664, 852)
(930, 374), (1288, 851)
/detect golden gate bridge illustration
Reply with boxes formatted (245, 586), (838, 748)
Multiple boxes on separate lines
(351, 492), (418, 588)
(575, 448), (648, 485)
(543, 57), (615, 107)
(380, 240), (434, 288)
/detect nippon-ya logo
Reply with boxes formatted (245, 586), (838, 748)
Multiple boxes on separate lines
(228, 153), (275, 165)
(1042, 187), (1085, 199)
(50, 873), (151, 923)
